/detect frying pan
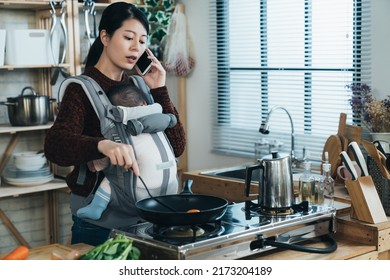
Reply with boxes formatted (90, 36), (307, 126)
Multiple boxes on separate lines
(136, 179), (228, 226)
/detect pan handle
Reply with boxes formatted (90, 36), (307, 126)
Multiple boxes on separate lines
(181, 179), (193, 195)
(0, 101), (16, 106)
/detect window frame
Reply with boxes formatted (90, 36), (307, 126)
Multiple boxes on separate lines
(211, 0), (368, 161)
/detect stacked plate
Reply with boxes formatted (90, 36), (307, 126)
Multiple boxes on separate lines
(2, 151), (54, 186)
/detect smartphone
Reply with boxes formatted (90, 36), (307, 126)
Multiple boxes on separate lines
(135, 50), (152, 76)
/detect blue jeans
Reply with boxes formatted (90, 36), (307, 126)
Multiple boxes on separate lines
(71, 215), (111, 246)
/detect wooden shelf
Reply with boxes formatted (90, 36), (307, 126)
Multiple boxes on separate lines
(0, 178), (68, 198)
(0, 123), (53, 134)
(0, 1), (52, 10)
(0, 63), (70, 70)
(0, 178), (68, 247)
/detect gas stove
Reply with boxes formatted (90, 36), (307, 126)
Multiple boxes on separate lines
(112, 201), (336, 260)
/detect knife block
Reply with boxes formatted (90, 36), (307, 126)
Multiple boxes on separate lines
(345, 176), (388, 224)
(367, 156), (390, 215)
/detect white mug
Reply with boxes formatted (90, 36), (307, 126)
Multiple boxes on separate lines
(337, 161), (362, 180)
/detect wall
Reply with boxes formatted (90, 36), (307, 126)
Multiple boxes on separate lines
(370, 0), (390, 99)
(177, 0), (249, 172)
(180, 0), (390, 171)
(0, 192), (72, 253)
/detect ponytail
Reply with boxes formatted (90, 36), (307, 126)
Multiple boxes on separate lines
(84, 2), (149, 69)
(85, 37), (104, 69)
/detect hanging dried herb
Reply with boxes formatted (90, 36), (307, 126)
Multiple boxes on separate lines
(347, 83), (390, 132)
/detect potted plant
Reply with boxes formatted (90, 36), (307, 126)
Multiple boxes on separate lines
(138, 0), (175, 60)
(347, 83), (390, 141)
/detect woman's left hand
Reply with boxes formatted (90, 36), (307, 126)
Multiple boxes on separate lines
(138, 48), (166, 89)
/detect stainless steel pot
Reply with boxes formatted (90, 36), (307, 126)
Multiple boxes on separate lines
(0, 87), (49, 126)
(245, 152), (294, 210)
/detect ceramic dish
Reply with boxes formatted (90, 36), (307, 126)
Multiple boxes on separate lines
(3, 173), (54, 187)
(4, 164), (51, 179)
(13, 152), (47, 171)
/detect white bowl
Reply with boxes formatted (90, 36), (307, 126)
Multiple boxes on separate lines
(13, 151), (47, 171)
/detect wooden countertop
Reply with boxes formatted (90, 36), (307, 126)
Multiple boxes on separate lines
(2, 172), (385, 260)
(0, 243), (92, 260)
(242, 237), (377, 260)
(183, 169), (352, 204)
(1, 236), (376, 260)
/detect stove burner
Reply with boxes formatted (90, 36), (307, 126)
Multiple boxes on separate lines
(245, 200), (311, 217)
(260, 207), (294, 216)
(159, 225), (206, 238)
(146, 221), (225, 244)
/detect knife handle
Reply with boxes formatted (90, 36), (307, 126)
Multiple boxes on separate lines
(340, 151), (358, 180)
(348, 141), (369, 176)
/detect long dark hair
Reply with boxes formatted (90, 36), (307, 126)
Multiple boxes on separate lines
(85, 2), (149, 68)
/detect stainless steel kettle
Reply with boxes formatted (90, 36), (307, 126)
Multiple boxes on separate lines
(245, 152), (294, 210)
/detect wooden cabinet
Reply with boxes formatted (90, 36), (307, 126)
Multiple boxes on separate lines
(0, 1), (77, 180)
(0, 2), (73, 249)
(336, 214), (390, 260)
(0, 0), (76, 90)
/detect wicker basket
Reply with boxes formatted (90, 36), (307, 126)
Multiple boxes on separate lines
(367, 156), (390, 215)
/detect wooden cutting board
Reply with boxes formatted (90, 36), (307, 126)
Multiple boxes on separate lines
(0, 243), (91, 260)
(322, 134), (342, 178)
(345, 124), (363, 145)
(338, 113), (348, 151)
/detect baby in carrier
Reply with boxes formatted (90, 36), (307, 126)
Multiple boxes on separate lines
(77, 83), (178, 220)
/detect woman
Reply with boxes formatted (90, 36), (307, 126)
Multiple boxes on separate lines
(44, 2), (186, 246)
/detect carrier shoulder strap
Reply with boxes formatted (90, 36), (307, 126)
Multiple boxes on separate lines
(57, 75), (150, 188)
(58, 74), (153, 111)
(58, 74), (153, 135)
(58, 75), (115, 123)
(129, 75), (154, 105)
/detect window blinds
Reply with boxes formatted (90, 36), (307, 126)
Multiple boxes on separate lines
(209, 0), (371, 161)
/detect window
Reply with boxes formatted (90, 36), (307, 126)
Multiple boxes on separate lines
(209, 0), (371, 161)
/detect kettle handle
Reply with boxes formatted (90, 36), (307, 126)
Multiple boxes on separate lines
(245, 162), (262, 197)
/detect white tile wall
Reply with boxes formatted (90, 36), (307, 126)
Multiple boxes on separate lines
(0, 191), (72, 254)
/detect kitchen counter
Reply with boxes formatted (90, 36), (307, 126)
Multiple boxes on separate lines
(6, 169), (389, 260)
(5, 203), (387, 260)
(182, 168), (390, 260)
(242, 237), (377, 260)
(182, 169), (351, 204)
(182, 168), (258, 202)
(0, 243), (92, 260)
(2, 236), (376, 260)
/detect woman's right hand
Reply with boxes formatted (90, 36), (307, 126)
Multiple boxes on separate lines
(141, 49), (166, 89)
(97, 139), (140, 176)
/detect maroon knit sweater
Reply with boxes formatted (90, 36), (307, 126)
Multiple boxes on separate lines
(44, 67), (186, 196)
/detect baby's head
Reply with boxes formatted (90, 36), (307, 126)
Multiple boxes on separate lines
(107, 84), (147, 107)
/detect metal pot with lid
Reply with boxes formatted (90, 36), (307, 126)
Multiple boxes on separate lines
(245, 152), (294, 210)
(0, 86), (50, 126)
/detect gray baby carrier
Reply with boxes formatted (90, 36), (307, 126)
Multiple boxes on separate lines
(58, 75), (177, 228)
